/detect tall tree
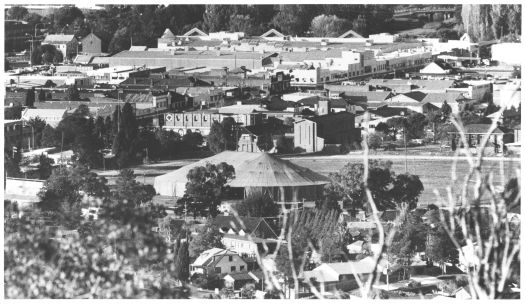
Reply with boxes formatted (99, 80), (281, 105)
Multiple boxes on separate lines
(36, 154), (54, 180)
(25, 88), (35, 108)
(7, 6), (28, 20)
(112, 102), (138, 168)
(189, 222), (224, 259)
(112, 169), (156, 206)
(324, 160), (424, 213)
(184, 162), (235, 218)
(175, 242), (190, 282)
(38, 89), (46, 102)
(310, 14), (351, 37)
(235, 191), (280, 217)
(256, 132), (274, 152)
(65, 84), (81, 101)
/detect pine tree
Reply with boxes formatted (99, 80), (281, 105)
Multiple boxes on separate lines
(38, 89), (46, 102)
(25, 87), (35, 108)
(176, 242), (190, 282)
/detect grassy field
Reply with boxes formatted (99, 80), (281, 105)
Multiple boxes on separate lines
(96, 155), (520, 208)
(287, 157), (520, 207)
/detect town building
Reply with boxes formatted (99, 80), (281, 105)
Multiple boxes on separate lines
(80, 32), (102, 54)
(21, 108), (68, 128)
(41, 34), (79, 60)
(4, 120), (33, 150)
(450, 124), (511, 154)
(294, 112), (358, 153)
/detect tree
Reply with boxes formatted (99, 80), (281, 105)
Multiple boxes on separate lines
(7, 6), (28, 20)
(324, 160), (424, 213)
(25, 88), (35, 108)
(53, 50), (64, 63)
(5, 58), (11, 71)
(65, 84), (81, 101)
(257, 132), (274, 152)
(441, 100), (452, 119)
(207, 117), (237, 153)
(405, 112), (428, 140)
(202, 5), (232, 32)
(271, 5), (317, 36)
(310, 14), (351, 37)
(184, 162), (235, 218)
(27, 117), (47, 147)
(374, 122), (390, 138)
(368, 132), (383, 151)
(112, 169), (156, 206)
(108, 27), (131, 54)
(174, 242), (190, 282)
(112, 102), (138, 168)
(235, 191), (280, 217)
(38, 89), (46, 102)
(44, 80), (56, 88)
(424, 209), (460, 273)
(386, 116), (408, 141)
(38, 164), (109, 211)
(189, 222), (224, 259)
(41, 125), (59, 148)
(52, 5), (85, 29)
(36, 154), (54, 180)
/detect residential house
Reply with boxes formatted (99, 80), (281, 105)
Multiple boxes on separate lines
(41, 34), (79, 60)
(190, 248), (248, 278)
(419, 60), (456, 77)
(175, 86), (224, 108)
(210, 215), (278, 239)
(450, 124), (511, 154)
(222, 272), (259, 290)
(221, 234), (278, 258)
(302, 256), (385, 293)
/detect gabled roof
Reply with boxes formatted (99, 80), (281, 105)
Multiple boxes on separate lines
(260, 29), (285, 38)
(462, 124), (507, 134)
(161, 28), (176, 39)
(402, 91), (427, 102)
(183, 28), (208, 37)
(211, 215), (268, 236)
(338, 29), (364, 39)
(42, 34), (76, 43)
(303, 256), (383, 283)
(218, 104), (268, 114)
(223, 272), (255, 281)
(191, 248), (236, 267)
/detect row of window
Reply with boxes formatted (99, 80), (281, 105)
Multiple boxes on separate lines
(214, 265), (245, 273)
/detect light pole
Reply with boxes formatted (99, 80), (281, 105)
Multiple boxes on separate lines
(25, 33), (33, 66)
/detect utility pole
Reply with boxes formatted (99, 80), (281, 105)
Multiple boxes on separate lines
(404, 124), (408, 173)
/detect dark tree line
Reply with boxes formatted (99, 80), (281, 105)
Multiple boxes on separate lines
(9, 4), (396, 55)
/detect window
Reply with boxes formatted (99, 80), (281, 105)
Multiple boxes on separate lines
(231, 266), (236, 272)
(228, 256), (233, 262)
(240, 266), (245, 271)
(215, 267), (221, 273)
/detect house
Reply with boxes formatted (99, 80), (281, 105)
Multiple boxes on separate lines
(449, 124), (511, 154)
(41, 34), (79, 60)
(211, 215), (278, 239)
(302, 256), (385, 293)
(4, 120), (33, 150)
(21, 108), (67, 127)
(190, 248), (248, 278)
(80, 32), (102, 54)
(222, 270), (266, 291)
(419, 60), (456, 75)
(221, 234), (278, 258)
(294, 112), (358, 153)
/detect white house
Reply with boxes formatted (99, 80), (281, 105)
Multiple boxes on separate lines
(41, 34), (79, 60)
(190, 248), (248, 278)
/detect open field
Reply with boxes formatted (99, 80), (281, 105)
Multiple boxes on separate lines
(95, 154), (520, 207)
(286, 156), (520, 206)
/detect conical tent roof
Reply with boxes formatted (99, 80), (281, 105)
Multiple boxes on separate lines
(161, 28), (176, 39)
(228, 153), (330, 187)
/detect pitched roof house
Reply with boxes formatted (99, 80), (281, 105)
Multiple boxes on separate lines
(211, 215), (278, 239)
(190, 248), (248, 278)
